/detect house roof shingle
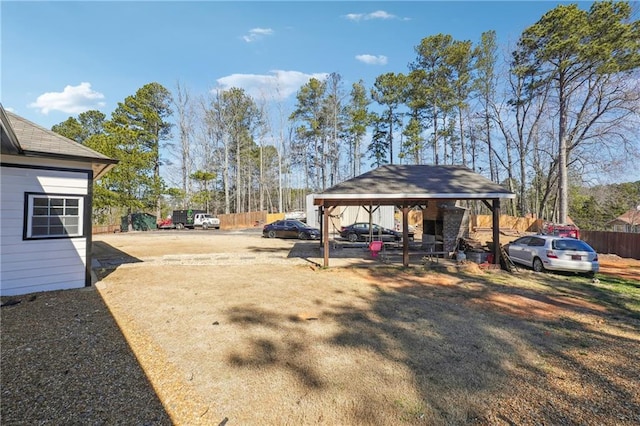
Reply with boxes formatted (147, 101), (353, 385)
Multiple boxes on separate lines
(607, 208), (640, 225)
(1, 106), (117, 179)
(5, 110), (114, 161)
(0, 107), (22, 155)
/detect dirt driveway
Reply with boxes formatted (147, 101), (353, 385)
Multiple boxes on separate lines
(91, 228), (640, 280)
(3, 230), (639, 425)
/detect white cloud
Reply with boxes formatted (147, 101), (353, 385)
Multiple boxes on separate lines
(29, 82), (105, 115)
(344, 10), (399, 22)
(4, 106), (15, 113)
(367, 10), (396, 20)
(215, 70), (329, 101)
(242, 27), (274, 43)
(355, 54), (388, 65)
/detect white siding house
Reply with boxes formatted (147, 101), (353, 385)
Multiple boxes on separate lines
(0, 105), (117, 296)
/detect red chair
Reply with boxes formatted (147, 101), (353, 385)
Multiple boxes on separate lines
(369, 240), (384, 258)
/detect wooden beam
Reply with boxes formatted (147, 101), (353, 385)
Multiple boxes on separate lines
(396, 203), (425, 211)
(322, 205), (336, 267)
(402, 206), (410, 267)
(362, 204), (381, 214)
(317, 205), (323, 248)
(363, 203), (383, 242)
(322, 205), (328, 267)
(492, 199), (501, 265)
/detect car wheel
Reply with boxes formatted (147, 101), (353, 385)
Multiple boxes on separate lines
(202, 223), (208, 230)
(176, 223), (184, 230)
(584, 271), (596, 279)
(348, 233), (358, 242)
(298, 231), (308, 240)
(268, 230), (276, 238)
(533, 257), (545, 273)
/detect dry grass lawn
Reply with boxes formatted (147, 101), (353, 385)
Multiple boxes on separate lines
(3, 230), (640, 425)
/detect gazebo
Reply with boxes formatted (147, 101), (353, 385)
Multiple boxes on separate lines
(313, 164), (516, 267)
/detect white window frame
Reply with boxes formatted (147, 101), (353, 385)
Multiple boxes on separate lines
(25, 193), (84, 239)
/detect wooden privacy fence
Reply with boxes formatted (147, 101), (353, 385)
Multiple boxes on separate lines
(581, 231), (640, 260)
(92, 224), (121, 234)
(404, 212), (542, 234)
(92, 211), (270, 233)
(266, 213), (286, 224)
(217, 211), (267, 229)
(472, 215), (542, 233)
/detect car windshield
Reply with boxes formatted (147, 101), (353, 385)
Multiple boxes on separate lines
(552, 239), (594, 252)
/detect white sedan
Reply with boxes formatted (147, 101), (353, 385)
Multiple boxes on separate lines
(506, 235), (599, 277)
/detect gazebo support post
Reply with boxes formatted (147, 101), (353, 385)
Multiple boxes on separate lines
(402, 205), (410, 267)
(492, 199), (501, 266)
(322, 205), (336, 267)
(482, 199), (502, 266)
(318, 205), (323, 248)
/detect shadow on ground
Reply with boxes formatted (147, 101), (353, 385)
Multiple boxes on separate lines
(222, 263), (640, 424)
(92, 241), (143, 280)
(0, 288), (170, 424)
(287, 240), (444, 267)
(246, 245), (293, 254)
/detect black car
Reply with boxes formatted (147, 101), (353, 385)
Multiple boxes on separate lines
(339, 222), (413, 242)
(263, 219), (320, 240)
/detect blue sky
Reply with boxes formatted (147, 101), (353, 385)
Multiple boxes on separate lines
(2, 0), (581, 130)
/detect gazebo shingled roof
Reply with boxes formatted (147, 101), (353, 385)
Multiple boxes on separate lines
(313, 164), (516, 267)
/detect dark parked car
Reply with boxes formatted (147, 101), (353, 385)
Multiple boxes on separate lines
(339, 222), (414, 242)
(506, 235), (599, 276)
(263, 219), (320, 240)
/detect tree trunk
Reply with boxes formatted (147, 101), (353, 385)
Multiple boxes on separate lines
(432, 110), (439, 165)
(224, 136), (230, 214)
(558, 75), (568, 224)
(485, 113), (495, 182)
(155, 161), (161, 220)
(236, 134), (242, 213)
(388, 109), (394, 165)
(278, 141), (283, 213)
(259, 144), (264, 212)
(458, 106), (467, 167)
